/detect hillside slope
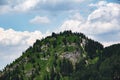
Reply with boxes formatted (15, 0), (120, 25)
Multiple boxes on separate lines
(0, 31), (120, 80)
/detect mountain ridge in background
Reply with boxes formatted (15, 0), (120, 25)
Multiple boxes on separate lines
(0, 31), (120, 80)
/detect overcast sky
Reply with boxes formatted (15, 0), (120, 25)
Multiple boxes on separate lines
(0, 0), (120, 70)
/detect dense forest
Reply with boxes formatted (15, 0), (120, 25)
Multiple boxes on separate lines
(0, 31), (120, 80)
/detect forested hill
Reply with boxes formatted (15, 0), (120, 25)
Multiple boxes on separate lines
(0, 31), (120, 80)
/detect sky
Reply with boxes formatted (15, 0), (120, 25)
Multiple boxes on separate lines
(0, 0), (120, 70)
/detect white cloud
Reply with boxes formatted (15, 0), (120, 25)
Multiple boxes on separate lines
(0, 27), (46, 70)
(70, 12), (84, 21)
(59, 1), (120, 47)
(0, 5), (11, 14)
(0, 27), (43, 46)
(83, 1), (120, 34)
(89, 1), (107, 7)
(73, 0), (85, 2)
(0, 0), (40, 13)
(40, 0), (85, 4)
(30, 16), (50, 24)
(13, 0), (40, 12)
(102, 41), (120, 47)
(59, 20), (81, 32)
(88, 2), (120, 22)
(0, 0), (86, 14)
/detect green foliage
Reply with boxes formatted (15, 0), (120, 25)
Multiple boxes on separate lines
(0, 30), (120, 80)
(60, 58), (73, 76)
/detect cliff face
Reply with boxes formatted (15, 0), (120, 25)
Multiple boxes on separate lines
(0, 31), (120, 80)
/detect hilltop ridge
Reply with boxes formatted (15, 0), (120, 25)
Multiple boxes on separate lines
(0, 31), (120, 80)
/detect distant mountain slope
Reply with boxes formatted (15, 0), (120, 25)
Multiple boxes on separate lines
(0, 31), (120, 80)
